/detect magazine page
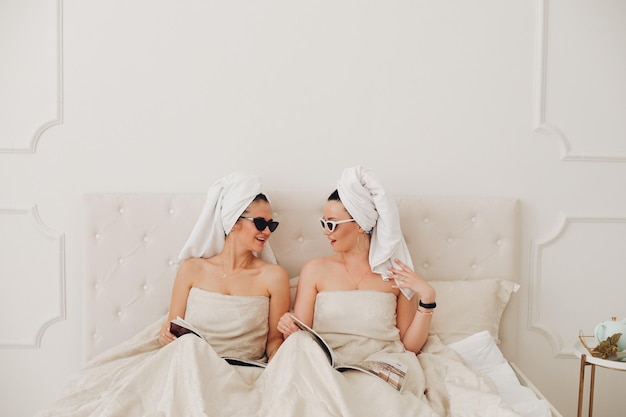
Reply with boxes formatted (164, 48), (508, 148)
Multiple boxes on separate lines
(289, 314), (407, 391)
(222, 357), (267, 368)
(335, 358), (408, 391)
(289, 314), (336, 366)
(169, 316), (207, 341)
(171, 317), (267, 368)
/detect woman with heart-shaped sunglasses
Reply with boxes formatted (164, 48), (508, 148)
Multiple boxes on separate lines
(35, 172), (291, 417)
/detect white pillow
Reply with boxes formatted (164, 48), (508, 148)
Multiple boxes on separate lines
(449, 332), (551, 417)
(448, 330), (506, 374)
(429, 279), (519, 345)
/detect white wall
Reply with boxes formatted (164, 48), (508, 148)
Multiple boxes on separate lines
(1, 1), (625, 416)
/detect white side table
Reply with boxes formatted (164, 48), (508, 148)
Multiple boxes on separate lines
(574, 340), (626, 417)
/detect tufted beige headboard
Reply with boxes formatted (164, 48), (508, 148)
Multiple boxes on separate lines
(84, 191), (519, 361)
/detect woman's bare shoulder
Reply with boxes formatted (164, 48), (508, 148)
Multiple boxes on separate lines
(179, 257), (212, 272)
(260, 261), (289, 279)
(302, 255), (332, 269)
(177, 257), (221, 283)
(300, 255), (337, 280)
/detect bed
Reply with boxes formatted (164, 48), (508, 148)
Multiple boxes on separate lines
(82, 190), (563, 417)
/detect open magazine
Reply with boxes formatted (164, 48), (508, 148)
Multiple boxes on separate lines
(289, 314), (408, 391)
(169, 316), (267, 368)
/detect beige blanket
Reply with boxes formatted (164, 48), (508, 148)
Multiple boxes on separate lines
(35, 289), (269, 417)
(36, 289), (521, 417)
(257, 291), (521, 417)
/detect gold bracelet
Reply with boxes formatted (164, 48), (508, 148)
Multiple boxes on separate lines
(417, 307), (434, 316)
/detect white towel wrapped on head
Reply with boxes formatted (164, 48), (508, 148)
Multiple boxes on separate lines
(178, 172), (277, 263)
(337, 166), (415, 300)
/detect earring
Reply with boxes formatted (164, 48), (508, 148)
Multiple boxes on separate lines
(357, 231), (368, 252)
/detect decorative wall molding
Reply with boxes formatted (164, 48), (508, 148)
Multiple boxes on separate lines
(0, 0), (63, 153)
(533, 0), (626, 162)
(0, 205), (65, 348)
(529, 214), (626, 357)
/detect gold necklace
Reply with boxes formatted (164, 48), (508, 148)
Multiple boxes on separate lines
(220, 255), (252, 278)
(344, 263), (369, 288)
(220, 256), (228, 278)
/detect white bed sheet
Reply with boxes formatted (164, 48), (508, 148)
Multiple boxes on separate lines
(448, 331), (551, 417)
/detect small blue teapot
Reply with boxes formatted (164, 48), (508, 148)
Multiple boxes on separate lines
(594, 317), (626, 352)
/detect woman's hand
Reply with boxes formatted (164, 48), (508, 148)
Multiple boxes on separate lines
(389, 258), (436, 303)
(159, 322), (176, 346)
(277, 312), (300, 338)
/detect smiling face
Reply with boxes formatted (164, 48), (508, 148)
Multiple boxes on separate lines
(321, 200), (359, 252)
(234, 200), (275, 252)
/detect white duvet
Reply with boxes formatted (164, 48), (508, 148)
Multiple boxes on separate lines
(36, 289), (522, 417)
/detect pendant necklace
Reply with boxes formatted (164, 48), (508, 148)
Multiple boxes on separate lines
(220, 256), (228, 278)
(344, 262), (369, 289)
(220, 256), (237, 278)
(220, 255), (251, 278)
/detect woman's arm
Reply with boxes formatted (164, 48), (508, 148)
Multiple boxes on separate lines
(390, 259), (436, 353)
(264, 265), (291, 360)
(292, 263), (319, 327)
(277, 260), (320, 337)
(159, 259), (196, 345)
